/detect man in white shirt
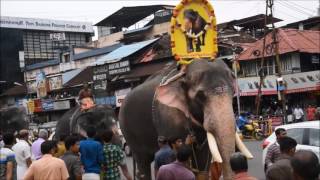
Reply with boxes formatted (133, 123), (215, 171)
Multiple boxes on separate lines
(12, 129), (32, 180)
(293, 106), (304, 122)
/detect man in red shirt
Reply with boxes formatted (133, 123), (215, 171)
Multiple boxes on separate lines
(306, 105), (316, 121)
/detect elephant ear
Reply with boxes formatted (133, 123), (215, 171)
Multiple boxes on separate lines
(156, 78), (190, 119)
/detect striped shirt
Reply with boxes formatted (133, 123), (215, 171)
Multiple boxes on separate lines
(265, 142), (281, 167)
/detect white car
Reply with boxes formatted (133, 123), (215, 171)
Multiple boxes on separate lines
(262, 120), (320, 167)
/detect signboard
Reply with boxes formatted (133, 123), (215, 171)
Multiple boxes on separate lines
(238, 70), (320, 96)
(33, 99), (43, 112)
(93, 65), (109, 91)
(108, 60), (130, 75)
(170, 0), (218, 62)
(36, 71), (48, 98)
(49, 32), (66, 41)
(27, 100), (35, 114)
(0, 16), (93, 33)
(42, 99), (54, 111)
(53, 100), (70, 110)
(48, 76), (62, 90)
(115, 88), (131, 107)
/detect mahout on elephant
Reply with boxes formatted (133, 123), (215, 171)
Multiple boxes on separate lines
(0, 107), (28, 133)
(55, 104), (121, 145)
(119, 59), (253, 180)
(184, 9), (207, 52)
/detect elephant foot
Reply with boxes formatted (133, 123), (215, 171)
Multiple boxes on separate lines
(187, 48), (194, 53)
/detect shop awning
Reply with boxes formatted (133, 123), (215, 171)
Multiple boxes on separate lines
(0, 84), (27, 97)
(63, 67), (93, 87)
(237, 70), (320, 96)
(94, 38), (159, 65)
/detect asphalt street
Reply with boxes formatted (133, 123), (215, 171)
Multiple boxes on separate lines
(123, 140), (265, 180)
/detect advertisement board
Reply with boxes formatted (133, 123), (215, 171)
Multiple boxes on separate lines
(53, 100), (71, 110)
(42, 99), (54, 111)
(170, 0), (218, 62)
(115, 88), (131, 107)
(0, 16), (93, 33)
(36, 71), (48, 98)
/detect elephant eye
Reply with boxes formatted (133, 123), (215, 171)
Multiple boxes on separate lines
(195, 90), (206, 102)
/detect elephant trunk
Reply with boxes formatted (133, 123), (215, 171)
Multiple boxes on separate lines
(203, 94), (236, 180)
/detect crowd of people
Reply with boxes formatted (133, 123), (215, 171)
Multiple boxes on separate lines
(1, 126), (319, 180)
(0, 127), (132, 180)
(264, 128), (320, 180)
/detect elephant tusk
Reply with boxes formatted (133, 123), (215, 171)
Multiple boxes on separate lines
(207, 132), (223, 163)
(235, 133), (254, 159)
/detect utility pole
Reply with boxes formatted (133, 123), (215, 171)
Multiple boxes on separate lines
(256, 0), (287, 124)
(255, 0), (269, 115)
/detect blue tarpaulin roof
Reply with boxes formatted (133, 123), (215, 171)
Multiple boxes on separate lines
(95, 38), (159, 65)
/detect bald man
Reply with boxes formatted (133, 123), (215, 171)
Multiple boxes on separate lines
(12, 129), (32, 180)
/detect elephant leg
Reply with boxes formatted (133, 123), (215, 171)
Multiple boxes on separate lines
(186, 36), (194, 53)
(196, 37), (201, 52)
(202, 32), (206, 45)
(134, 153), (153, 180)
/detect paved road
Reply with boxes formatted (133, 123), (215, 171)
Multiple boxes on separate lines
(123, 140), (265, 180)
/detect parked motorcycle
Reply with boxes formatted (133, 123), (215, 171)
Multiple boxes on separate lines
(241, 119), (264, 140)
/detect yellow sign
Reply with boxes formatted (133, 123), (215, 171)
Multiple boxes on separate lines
(171, 0), (218, 64)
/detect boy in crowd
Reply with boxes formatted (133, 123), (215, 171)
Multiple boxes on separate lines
(101, 130), (132, 180)
(61, 135), (82, 180)
(79, 126), (104, 180)
(0, 132), (16, 180)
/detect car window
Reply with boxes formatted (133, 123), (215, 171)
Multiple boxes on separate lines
(286, 128), (304, 144)
(309, 129), (320, 147)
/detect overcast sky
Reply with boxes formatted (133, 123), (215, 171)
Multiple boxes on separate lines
(1, 0), (318, 27)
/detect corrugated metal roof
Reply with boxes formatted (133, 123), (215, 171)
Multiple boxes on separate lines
(123, 25), (153, 35)
(25, 59), (60, 71)
(236, 28), (320, 61)
(95, 38), (159, 65)
(73, 43), (122, 61)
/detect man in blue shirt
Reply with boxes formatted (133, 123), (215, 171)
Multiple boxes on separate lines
(154, 136), (175, 178)
(80, 126), (104, 180)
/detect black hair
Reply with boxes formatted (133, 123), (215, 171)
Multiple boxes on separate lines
(230, 152), (248, 172)
(101, 129), (114, 143)
(3, 132), (15, 145)
(64, 135), (79, 150)
(275, 128), (286, 136)
(86, 126), (96, 138)
(291, 150), (320, 180)
(278, 136), (297, 153)
(41, 140), (57, 154)
(176, 145), (192, 162)
(59, 133), (67, 141)
(168, 136), (182, 148)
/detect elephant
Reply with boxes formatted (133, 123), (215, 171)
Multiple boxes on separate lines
(183, 9), (207, 52)
(0, 107), (28, 133)
(119, 59), (253, 180)
(55, 104), (121, 145)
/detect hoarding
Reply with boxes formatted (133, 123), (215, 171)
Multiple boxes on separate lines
(170, 0), (218, 62)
